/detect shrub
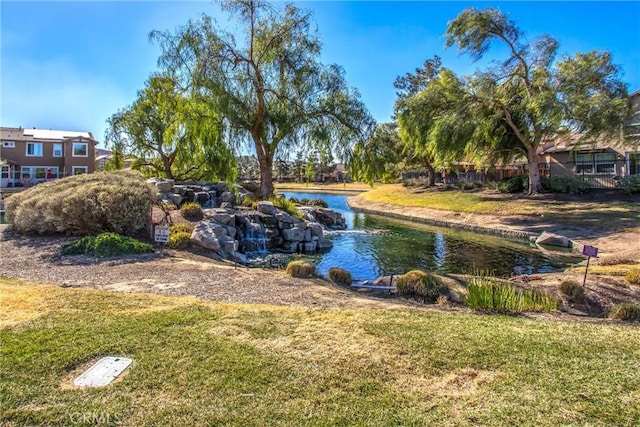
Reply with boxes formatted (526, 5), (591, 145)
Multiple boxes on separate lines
(62, 232), (153, 257)
(497, 175), (528, 193)
(169, 222), (194, 234)
(328, 267), (352, 286)
(541, 176), (590, 194)
(626, 268), (640, 285)
(616, 175), (640, 194)
(167, 231), (192, 250)
(4, 170), (156, 236)
(285, 260), (316, 278)
(396, 270), (446, 303)
(297, 198), (328, 208)
(270, 197), (303, 219)
(180, 202), (203, 220)
(466, 275), (557, 314)
(609, 303), (640, 321)
(559, 280), (585, 302)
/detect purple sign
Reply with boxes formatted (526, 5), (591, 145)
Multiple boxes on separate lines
(582, 245), (598, 258)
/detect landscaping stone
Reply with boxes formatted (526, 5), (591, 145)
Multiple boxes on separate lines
(535, 231), (572, 248)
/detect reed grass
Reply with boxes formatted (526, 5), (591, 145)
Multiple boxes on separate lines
(466, 275), (557, 314)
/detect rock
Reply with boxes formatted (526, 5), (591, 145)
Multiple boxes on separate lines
(220, 191), (236, 204)
(307, 223), (324, 238)
(281, 241), (299, 253)
(303, 241), (317, 252)
(211, 210), (234, 225)
(173, 185), (188, 196)
(282, 226), (305, 242)
(194, 191), (210, 205)
(216, 182), (229, 193)
(317, 238), (333, 250)
(168, 193), (183, 206)
(218, 235), (238, 253)
(535, 231), (572, 248)
(230, 251), (249, 264)
(220, 202), (234, 209)
(190, 222), (221, 251)
(257, 201), (277, 215)
(156, 180), (174, 193)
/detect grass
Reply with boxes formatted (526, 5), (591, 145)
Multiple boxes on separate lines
(2, 278), (640, 426)
(359, 184), (640, 232)
(466, 276), (558, 314)
(274, 182), (372, 193)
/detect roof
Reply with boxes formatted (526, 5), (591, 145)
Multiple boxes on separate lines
(1, 127), (97, 143)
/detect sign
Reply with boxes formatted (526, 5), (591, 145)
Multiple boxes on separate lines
(154, 225), (170, 243)
(582, 245), (598, 258)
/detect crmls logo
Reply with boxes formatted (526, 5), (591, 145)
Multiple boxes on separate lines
(69, 412), (121, 425)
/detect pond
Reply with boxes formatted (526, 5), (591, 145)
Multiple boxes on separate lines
(284, 191), (580, 281)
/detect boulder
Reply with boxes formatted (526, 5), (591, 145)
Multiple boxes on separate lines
(230, 251), (249, 265)
(317, 238), (333, 250)
(156, 180), (174, 193)
(282, 226), (305, 242)
(220, 191), (236, 204)
(168, 193), (183, 206)
(211, 210), (234, 225)
(194, 191), (210, 205)
(257, 201), (277, 215)
(190, 222), (221, 251)
(535, 231), (572, 248)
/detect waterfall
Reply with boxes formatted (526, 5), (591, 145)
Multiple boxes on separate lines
(243, 221), (267, 256)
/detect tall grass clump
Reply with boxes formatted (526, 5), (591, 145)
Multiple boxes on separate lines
(396, 270), (446, 303)
(626, 268), (640, 285)
(466, 275), (557, 314)
(328, 267), (352, 286)
(4, 170), (156, 236)
(559, 280), (585, 303)
(270, 197), (303, 219)
(285, 260), (316, 278)
(61, 232), (153, 257)
(609, 303), (640, 321)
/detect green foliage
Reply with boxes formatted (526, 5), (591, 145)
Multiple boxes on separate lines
(285, 260), (316, 278)
(350, 123), (407, 186)
(167, 231), (192, 250)
(180, 202), (203, 220)
(169, 222), (194, 234)
(328, 268), (353, 286)
(289, 197), (329, 208)
(62, 233), (153, 257)
(609, 303), (640, 321)
(105, 74), (236, 182)
(541, 176), (591, 194)
(466, 276), (557, 314)
(4, 170), (156, 236)
(152, 2), (374, 198)
(270, 197), (303, 219)
(498, 175), (528, 193)
(396, 270), (446, 303)
(626, 268), (640, 285)
(559, 280), (585, 303)
(616, 175), (640, 194)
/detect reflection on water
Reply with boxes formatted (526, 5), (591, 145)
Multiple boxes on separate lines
(284, 192), (580, 281)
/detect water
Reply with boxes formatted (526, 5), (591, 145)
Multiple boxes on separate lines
(284, 192), (580, 281)
(243, 221), (267, 256)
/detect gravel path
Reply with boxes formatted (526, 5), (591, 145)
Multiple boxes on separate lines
(0, 227), (413, 310)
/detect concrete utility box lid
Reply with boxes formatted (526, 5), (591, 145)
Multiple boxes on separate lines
(74, 356), (132, 387)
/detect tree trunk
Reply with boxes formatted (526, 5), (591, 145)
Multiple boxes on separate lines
(255, 142), (274, 199)
(426, 157), (436, 186)
(527, 147), (543, 194)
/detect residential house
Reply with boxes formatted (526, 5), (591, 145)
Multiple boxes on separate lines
(1, 127), (98, 187)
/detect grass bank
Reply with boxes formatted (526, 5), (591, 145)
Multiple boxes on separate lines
(358, 184), (640, 232)
(275, 182), (371, 193)
(2, 279), (639, 426)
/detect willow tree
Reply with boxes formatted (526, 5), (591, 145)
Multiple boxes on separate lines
(152, 0), (373, 198)
(445, 8), (628, 193)
(106, 74), (233, 181)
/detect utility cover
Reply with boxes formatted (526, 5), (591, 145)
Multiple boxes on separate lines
(74, 356), (132, 387)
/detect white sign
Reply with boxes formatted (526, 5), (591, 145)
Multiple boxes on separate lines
(154, 225), (170, 243)
(74, 356), (132, 387)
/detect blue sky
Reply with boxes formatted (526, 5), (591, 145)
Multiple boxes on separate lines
(2, 1), (639, 149)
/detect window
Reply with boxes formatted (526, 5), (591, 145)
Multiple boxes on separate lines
(21, 167), (31, 178)
(576, 153), (593, 174)
(2, 141), (15, 148)
(35, 167), (47, 179)
(53, 143), (63, 157)
(26, 142), (43, 157)
(595, 152), (615, 174)
(72, 166), (88, 175)
(72, 142), (88, 157)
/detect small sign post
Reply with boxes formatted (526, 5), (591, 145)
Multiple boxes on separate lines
(154, 225), (170, 253)
(581, 245), (598, 287)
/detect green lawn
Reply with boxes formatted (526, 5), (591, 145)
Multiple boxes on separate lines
(359, 184), (640, 232)
(2, 279), (639, 426)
